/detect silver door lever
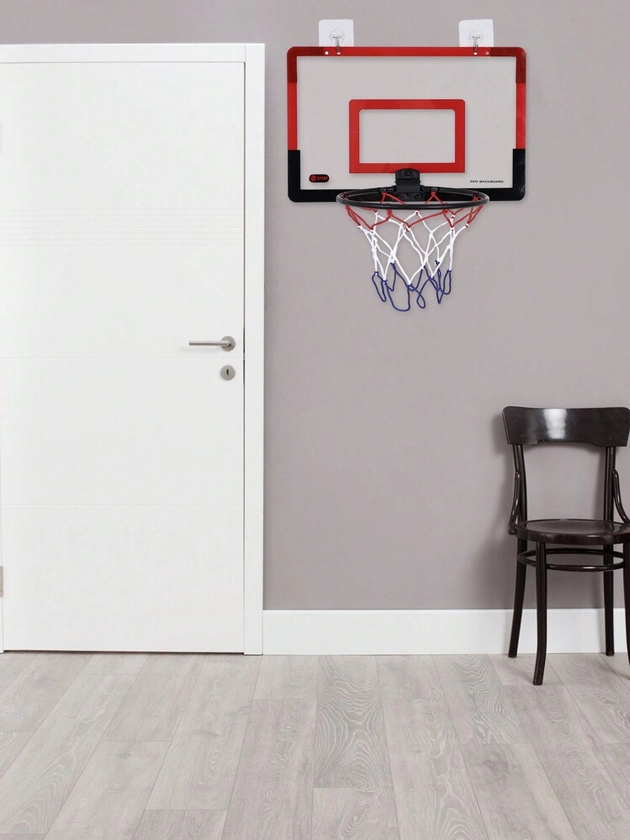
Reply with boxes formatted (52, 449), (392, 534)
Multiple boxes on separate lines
(188, 336), (235, 351)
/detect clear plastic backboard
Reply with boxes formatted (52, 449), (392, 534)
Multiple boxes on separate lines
(287, 46), (526, 202)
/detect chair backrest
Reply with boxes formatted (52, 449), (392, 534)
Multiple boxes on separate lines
(502, 407), (630, 448)
(503, 406), (630, 527)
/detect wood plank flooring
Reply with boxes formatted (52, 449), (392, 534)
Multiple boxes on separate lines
(0, 652), (628, 838)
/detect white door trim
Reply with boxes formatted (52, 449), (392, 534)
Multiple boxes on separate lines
(0, 43), (265, 654)
(243, 44), (265, 653)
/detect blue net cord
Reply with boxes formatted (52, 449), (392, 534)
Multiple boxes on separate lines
(372, 263), (453, 312)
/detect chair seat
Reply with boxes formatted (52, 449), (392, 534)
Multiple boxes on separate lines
(516, 518), (630, 545)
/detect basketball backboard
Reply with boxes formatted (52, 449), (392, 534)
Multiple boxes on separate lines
(287, 46), (526, 202)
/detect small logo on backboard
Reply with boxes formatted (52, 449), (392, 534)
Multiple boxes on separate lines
(309, 173), (330, 183)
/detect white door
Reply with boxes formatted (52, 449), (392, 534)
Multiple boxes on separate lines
(0, 47), (263, 652)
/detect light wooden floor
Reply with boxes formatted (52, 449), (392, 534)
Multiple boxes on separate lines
(0, 652), (629, 838)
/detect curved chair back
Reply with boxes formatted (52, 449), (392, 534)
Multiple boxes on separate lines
(502, 406), (630, 448)
(503, 406), (630, 529)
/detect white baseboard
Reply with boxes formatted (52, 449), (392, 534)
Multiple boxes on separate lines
(262, 609), (628, 655)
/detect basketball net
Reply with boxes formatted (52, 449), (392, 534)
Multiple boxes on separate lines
(345, 195), (484, 312)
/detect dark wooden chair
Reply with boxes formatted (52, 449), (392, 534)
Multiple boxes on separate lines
(502, 406), (630, 684)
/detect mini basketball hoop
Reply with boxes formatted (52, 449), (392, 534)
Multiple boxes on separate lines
(337, 168), (489, 312)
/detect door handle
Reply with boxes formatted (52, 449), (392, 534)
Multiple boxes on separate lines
(188, 336), (235, 351)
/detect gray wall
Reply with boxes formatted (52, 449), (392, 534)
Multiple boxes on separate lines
(4, 1), (630, 610)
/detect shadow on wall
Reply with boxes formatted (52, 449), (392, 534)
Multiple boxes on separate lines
(469, 412), (518, 609)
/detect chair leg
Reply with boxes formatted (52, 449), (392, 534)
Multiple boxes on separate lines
(508, 539), (528, 658)
(623, 542), (630, 667)
(533, 542), (548, 686)
(603, 545), (615, 655)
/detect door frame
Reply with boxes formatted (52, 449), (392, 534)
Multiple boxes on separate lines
(0, 43), (265, 654)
